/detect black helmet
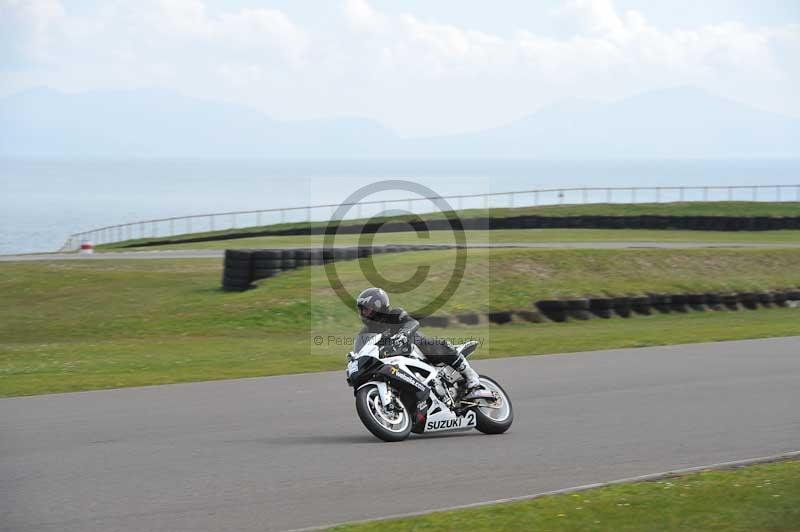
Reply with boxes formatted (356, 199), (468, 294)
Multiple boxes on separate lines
(357, 287), (390, 323)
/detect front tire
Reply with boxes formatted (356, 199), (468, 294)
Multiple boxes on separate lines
(355, 384), (412, 442)
(474, 376), (513, 435)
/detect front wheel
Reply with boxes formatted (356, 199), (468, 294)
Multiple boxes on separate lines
(474, 376), (513, 435)
(355, 384), (412, 442)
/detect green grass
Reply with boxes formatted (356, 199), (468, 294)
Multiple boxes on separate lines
(103, 228), (800, 251)
(2, 248), (799, 397)
(329, 459), (800, 532)
(98, 201), (800, 250)
(2, 309), (799, 397)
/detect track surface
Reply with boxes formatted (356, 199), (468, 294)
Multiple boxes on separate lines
(3, 241), (799, 261)
(1, 337), (798, 532)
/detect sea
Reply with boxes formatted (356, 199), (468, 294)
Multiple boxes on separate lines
(1, 158), (799, 255)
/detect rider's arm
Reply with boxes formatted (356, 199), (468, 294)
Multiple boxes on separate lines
(396, 309), (419, 338)
(353, 326), (372, 353)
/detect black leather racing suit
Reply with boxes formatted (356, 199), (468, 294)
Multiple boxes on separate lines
(354, 308), (459, 365)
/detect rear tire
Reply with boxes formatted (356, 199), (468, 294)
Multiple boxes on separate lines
(355, 384), (412, 442)
(474, 376), (513, 435)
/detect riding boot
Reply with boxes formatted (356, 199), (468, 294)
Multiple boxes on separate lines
(452, 354), (493, 400)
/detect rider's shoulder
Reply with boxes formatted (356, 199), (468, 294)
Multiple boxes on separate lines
(391, 307), (411, 320)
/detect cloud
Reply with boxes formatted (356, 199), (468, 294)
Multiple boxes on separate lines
(151, 0), (309, 66)
(365, 0), (782, 81)
(0, 0), (66, 65)
(344, 0), (385, 34)
(0, 0), (797, 134)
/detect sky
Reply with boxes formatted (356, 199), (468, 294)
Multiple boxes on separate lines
(1, 0), (799, 136)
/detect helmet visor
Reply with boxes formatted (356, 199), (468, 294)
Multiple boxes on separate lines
(360, 306), (375, 318)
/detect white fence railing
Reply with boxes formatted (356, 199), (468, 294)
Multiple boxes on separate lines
(60, 184), (800, 250)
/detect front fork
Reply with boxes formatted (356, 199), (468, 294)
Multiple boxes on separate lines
(357, 380), (391, 407)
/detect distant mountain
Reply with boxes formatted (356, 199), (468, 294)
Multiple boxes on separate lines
(413, 87), (800, 158)
(1, 86), (798, 157)
(0, 88), (399, 157)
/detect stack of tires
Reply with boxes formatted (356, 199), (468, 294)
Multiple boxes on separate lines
(589, 297), (613, 319)
(252, 250), (283, 280)
(536, 300), (568, 322)
(222, 249), (254, 291)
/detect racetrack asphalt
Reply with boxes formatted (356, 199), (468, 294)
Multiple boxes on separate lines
(2, 241), (800, 261)
(1, 337), (798, 532)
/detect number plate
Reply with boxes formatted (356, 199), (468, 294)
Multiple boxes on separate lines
(347, 360), (359, 376)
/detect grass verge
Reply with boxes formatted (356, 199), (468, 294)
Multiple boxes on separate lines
(2, 248), (800, 396)
(102, 228), (800, 251)
(8, 308), (799, 397)
(329, 459), (800, 532)
(97, 201), (800, 250)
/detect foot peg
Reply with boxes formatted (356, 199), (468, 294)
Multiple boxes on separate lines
(463, 386), (495, 401)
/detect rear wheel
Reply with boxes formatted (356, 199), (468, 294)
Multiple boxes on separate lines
(474, 376), (513, 435)
(355, 384), (411, 442)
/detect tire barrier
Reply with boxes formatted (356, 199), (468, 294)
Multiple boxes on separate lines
(417, 315), (450, 328)
(631, 295), (652, 315)
(722, 293), (740, 311)
(773, 291), (788, 307)
(688, 293), (707, 312)
(130, 213), (800, 248)
(456, 313), (481, 325)
(589, 297), (613, 319)
(433, 288), (792, 326)
(421, 288), (795, 327)
(670, 293), (690, 313)
(224, 244), (457, 288)
(222, 249), (254, 292)
(650, 293), (672, 314)
(738, 292), (758, 310)
(705, 293), (724, 311)
(513, 309), (545, 323)
(487, 311), (513, 325)
(223, 248), (798, 327)
(566, 299), (591, 320)
(756, 292), (774, 308)
(612, 296), (632, 318)
(536, 300), (568, 322)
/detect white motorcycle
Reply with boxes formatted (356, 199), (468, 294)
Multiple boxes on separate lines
(345, 331), (513, 442)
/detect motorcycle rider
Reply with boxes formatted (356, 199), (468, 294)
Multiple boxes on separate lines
(354, 287), (492, 401)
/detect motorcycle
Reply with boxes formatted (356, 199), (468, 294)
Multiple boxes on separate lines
(345, 331), (513, 442)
